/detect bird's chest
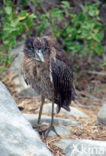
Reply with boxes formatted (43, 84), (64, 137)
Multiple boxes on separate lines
(32, 61), (54, 98)
(23, 57), (54, 99)
(36, 63), (48, 79)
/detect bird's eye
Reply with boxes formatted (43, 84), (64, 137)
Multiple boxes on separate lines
(30, 47), (33, 50)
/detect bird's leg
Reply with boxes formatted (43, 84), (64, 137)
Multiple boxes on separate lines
(43, 101), (60, 139)
(38, 96), (45, 125)
(34, 96), (45, 130)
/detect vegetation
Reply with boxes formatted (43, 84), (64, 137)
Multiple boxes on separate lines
(0, 0), (36, 71)
(0, 0), (105, 72)
(37, 2), (104, 56)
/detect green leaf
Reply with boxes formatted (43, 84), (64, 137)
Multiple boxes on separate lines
(37, 23), (48, 36)
(20, 10), (27, 17)
(78, 13), (85, 22)
(5, 6), (12, 15)
(29, 14), (36, 19)
(51, 8), (63, 16)
(93, 32), (104, 42)
(89, 8), (99, 17)
(61, 1), (70, 8)
(94, 43), (104, 55)
(0, 66), (6, 72)
(3, 0), (13, 7)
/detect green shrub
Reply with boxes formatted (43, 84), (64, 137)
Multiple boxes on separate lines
(37, 1), (104, 56)
(0, 0), (36, 70)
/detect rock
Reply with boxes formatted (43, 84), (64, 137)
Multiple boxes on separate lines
(9, 43), (24, 75)
(10, 75), (28, 93)
(56, 139), (106, 156)
(37, 103), (88, 118)
(0, 82), (52, 156)
(48, 125), (71, 137)
(24, 114), (80, 127)
(9, 43), (29, 93)
(18, 87), (38, 97)
(98, 103), (106, 125)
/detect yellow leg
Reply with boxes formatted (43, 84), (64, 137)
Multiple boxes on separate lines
(43, 101), (60, 139)
(37, 99), (60, 139)
(37, 96), (45, 125)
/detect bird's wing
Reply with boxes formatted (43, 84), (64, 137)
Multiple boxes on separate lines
(51, 56), (73, 112)
(53, 46), (73, 77)
(51, 58), (73, 91)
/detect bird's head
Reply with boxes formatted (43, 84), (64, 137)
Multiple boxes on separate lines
(24, 37), (50, 62)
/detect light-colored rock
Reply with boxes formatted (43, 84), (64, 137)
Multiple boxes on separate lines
(98, 103), (106, 125)
(9, 43), (24, 78)
(18, 87), (38, 97)
(11, 75), (28, 93)
(37, 103), (88, 118)
(9, 43), (29, 93)
(48, 125), (71, 137)
(0, 82), (52, 156)
(24, 114), (80, 127)
(56, 139), (106, 156)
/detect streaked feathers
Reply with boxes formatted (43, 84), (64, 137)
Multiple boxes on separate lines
(23, 36), (76, 112)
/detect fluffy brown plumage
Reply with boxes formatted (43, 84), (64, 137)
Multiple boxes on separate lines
(22, 36), (76, 137)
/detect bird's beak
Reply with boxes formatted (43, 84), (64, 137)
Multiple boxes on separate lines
(35, 50), (45, 62)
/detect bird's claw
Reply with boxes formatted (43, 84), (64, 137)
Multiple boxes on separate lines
(39, 125), (60, 139)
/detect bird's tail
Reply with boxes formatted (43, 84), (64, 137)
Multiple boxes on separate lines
(56, 84), (76, 113)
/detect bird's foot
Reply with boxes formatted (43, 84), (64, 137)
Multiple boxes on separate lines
(39, 125), (60, 139)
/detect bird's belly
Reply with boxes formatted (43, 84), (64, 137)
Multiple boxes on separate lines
(24, 59), (54, 100)
(31, 74), (54, 100)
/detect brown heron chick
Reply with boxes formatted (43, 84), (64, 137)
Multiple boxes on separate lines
(22, 36), (76, 138)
